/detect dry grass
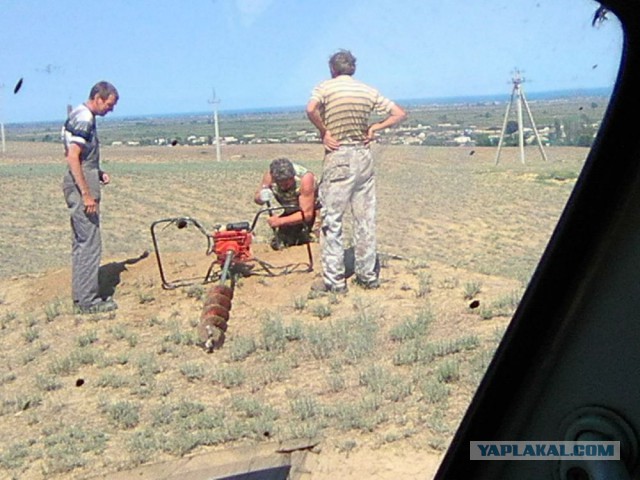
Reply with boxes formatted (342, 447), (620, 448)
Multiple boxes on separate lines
(0, 141), (587, 479)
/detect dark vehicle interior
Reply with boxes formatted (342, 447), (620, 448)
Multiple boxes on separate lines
(435, 1), (640, 478)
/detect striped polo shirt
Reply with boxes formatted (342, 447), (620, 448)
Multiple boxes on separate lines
(61, 103), (102, 196)
(309, 75), (395, 144)
(61, 104), (100, 168)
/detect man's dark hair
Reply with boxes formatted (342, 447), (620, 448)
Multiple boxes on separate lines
(329, 50), (356, 76)
(270, 158), (296, 181)
(89, 81), (119, 101)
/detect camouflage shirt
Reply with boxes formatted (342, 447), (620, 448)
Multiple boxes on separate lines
(272, 163), (312, 214)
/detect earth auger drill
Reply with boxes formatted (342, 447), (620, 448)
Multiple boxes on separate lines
(150, 207), (314, 352)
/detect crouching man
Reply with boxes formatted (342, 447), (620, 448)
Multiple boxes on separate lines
(254, 158), (318, 249)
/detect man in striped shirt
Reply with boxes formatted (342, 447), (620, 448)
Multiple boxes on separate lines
(62, 81), (119, 313)
(306, 50), (406, 293)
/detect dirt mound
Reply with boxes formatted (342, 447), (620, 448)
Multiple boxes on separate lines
(0, 240), (516, 479)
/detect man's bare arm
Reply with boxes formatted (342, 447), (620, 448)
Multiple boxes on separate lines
(366, 103), (407, 141)
(267, 173), (316, 228)
(306, 99), (340, 151)
(66, 143), (98, 214)
(254, 171), (273, 205)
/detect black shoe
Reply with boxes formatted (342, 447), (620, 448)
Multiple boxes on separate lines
(353, 277), (380, 290)
(270, 237), (285, 251)
(310, 278), (348, 294)
(75, 298), (118, 314)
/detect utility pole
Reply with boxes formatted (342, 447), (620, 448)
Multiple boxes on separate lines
(1, 78), (25, 154)
(495, 70), (548, 165)
(208, 88), (221, 162)
(0, 83), (5, 154)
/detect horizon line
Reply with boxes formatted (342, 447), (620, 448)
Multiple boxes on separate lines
(6, 86), (612, 126)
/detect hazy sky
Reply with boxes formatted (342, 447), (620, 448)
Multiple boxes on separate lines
(0, 0), (623, 123)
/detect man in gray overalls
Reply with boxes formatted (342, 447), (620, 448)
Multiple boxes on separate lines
(306, 50), (406, 293)
(62, 81), (119, 313)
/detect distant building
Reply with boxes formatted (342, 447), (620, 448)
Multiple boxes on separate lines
(453, 135), (473, 145)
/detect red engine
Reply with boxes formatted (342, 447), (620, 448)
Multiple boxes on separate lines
(212, 229), (253, 264)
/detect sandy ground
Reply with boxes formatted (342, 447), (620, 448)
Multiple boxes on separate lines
(0, 141), (584, 479)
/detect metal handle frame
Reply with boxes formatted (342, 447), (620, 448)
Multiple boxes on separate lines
(150, 208), (315, 289)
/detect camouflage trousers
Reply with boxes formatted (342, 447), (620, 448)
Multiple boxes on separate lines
(318, 145), (377, 289)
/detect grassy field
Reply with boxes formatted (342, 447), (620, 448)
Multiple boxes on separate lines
(0, 139), (588, 479)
